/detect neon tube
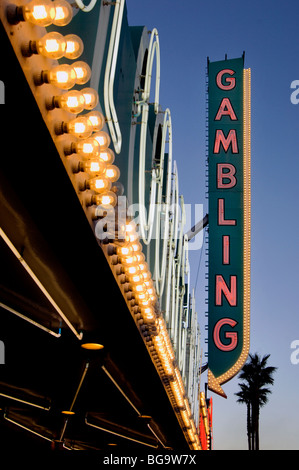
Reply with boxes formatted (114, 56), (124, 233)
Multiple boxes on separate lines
(154, 108), (172, 296)
(137, 29), (161, 245)
(74, 0), (98, 12)
(103, 0), (124, 154)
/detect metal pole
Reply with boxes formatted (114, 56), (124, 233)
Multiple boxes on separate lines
(185, 214), (209, 241)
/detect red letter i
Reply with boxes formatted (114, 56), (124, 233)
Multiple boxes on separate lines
(223, 235), (230, 264)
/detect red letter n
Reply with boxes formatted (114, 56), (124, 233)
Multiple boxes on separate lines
(215, 275), (237, 306)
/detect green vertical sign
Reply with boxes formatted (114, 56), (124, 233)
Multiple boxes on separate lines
(208, 57), (251, 397)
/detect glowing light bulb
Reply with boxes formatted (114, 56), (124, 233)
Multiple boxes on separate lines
(124, 222), (139, 243)
(52, 0), (73, 26)
(22, 0), (55, 26)
(93, 131), (111, 150)
(38, 64), (76, 89)
(64, 34), (84, 59)
(98, 148), (115, 165)
(85, 111), (105, 132)
(74, 138), (101, 158)
(87, 177), (111, 193)
(117, 245), (134, 258)
(56, 116), (93, 139)
(134, 290), (150, 302)
(72, 61), (91, 85)
(149, 292), (158, 304)
(132, 281), (147, 294)
(138, 298), (151, 307)
(145, 285), (155, 297)
(105, 164), (120, 182)
(126, 221), (137, 234)
(141, 270), (152, 282)
(79, 159), (106, 176)
(136, 252), (145, 263)
(129, 273), (144, 284)
(141, 306), (155, 322)
(125, 232), (139, 244)
(120, 254), (138, 266)
(131, 241), (142, 253)
(81, 88), (99, 110)
(123, 265), (140, 276)
(50, 90), (85, 114)
(91, 191), (117, 208)
(137, 261), (148, 273)
(67, 116), (93, 139)
(25, 32), (66, 59)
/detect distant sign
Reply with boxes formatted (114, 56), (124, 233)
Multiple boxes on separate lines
(208, 57), (251, 397)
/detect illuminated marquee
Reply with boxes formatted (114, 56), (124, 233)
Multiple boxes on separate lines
(0, 0), (202, 449)
(208, 57), (251, 398)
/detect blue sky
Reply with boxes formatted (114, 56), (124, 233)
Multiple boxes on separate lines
(126, 0), (299, 450)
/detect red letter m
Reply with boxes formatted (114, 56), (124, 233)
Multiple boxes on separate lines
(214, 129), (239, 154)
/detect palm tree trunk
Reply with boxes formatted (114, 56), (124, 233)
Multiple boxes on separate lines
(247, 403), (251, 450)
(252, 401), (259, 450)
(255, 408), (260, 450)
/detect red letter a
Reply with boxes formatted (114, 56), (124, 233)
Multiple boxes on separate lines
(215, 98), (237, 121)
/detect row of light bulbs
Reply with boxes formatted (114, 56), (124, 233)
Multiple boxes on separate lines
(115, 220), (158, 324)
(7, 0), (200, 449)
(101, 208), (195, 439)
(7, 0), (161, 331)
(8, 0), (73, 27)
(8, 0), (120, 209)
(112, 223), (200, 448)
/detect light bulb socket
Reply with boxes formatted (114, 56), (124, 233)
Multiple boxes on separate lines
(117, 274), (127, 284)
(78, 161), (86, 172)
(21, 40), (37, 57)
(106, 245), (116, 256)
(110, 254), (119, 266)
(114, 264), (123, 275)
(33, 70), (48, 86)
(123, 283), (131, 293)
(34, 70), (48, 87)
(68, 157), (81, 174)
(129, 298), (137, 307)
(63, 142), (74, 155)
(63, 142), (76, 156)
(6, 5), (24, 25)
(45, 96), (56, 111)
(120, 265), (126, 275)
(54, 121), (67, 136)
(90, 208), (100, 221)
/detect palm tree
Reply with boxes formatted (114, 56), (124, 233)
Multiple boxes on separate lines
(235, 353), (277, 450)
